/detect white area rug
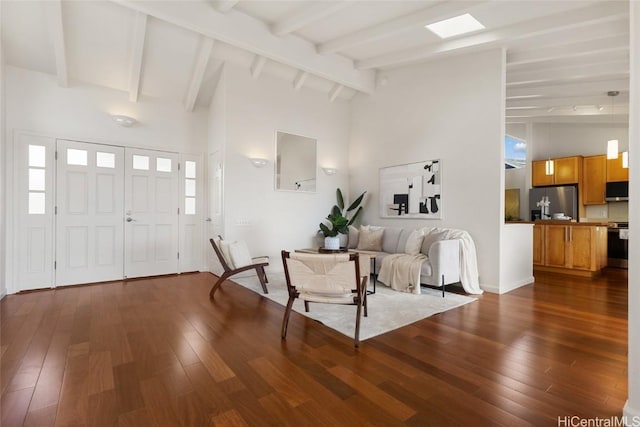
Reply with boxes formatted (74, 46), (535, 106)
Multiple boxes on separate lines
(232, 273), (477, 341)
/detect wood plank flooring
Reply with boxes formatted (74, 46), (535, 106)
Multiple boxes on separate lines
(1, 269), (628, 426)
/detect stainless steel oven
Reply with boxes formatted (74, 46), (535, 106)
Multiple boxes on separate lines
(607, 222), (629, 269)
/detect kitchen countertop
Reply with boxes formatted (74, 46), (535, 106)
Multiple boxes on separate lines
(507, 220), (609, 226)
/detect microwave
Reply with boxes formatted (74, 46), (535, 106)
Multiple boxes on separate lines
(605, 181), (629, 201)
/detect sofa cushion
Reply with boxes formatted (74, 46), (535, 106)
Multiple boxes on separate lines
(347, 225), (359, 249)
(396, 229), (411, 253)
(421, 229), (449, 255)
(404, 229), (425, 255)
(357, 227), (384, 251)
(381, 227), (402, 253)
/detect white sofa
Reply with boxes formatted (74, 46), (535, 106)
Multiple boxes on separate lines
(347, 226), (482, 293)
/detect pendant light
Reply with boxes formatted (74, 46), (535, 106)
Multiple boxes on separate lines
(545, 158), (554, 175)
(606, 91), (619, 159)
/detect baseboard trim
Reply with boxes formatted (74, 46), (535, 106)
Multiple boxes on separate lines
(480, 276), (535, 295)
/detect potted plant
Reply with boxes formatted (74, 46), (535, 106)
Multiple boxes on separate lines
(319, 188), (366, 249)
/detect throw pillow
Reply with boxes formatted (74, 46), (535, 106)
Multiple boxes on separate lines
(357, 227), (384, 251)
(404, 229), (425, 255)
(219, 240), (234, 268)
(420, 229), (449, 256)
(348, 225), (359, 249)
(228, 241), (253, 268)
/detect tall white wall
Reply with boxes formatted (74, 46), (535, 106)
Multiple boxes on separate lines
(625, 0), (639, 421)
(349, 49), (506, 291)
(217, 63), (351, 262)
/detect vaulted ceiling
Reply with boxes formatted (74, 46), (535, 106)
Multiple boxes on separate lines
(1, 0), (630, 123)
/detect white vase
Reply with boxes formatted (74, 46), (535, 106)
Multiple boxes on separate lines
(324, 236), (340, 250)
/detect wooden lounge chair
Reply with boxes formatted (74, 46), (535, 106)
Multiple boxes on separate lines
(209, 237), (269, 299)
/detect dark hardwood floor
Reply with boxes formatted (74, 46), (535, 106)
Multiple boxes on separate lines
(1, 269), (628, 426)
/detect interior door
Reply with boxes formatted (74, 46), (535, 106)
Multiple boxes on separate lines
(55, 140), (124, 286)
(207, 151), (224, 273)
(124, 148), (179, 278)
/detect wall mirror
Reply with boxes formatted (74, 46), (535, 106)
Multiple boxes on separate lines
(275, 131), (317, 192)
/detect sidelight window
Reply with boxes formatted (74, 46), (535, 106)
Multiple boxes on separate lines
(28, 145), (47, 214)
(184, 160), (196, 215)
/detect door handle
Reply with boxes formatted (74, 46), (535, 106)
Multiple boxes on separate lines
(205, 218), (212, 222)
(126, 217), (135, 222)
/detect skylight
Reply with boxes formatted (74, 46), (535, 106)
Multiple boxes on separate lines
(425, 13), (485, 39)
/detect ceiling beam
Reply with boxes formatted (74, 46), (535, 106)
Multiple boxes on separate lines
(507, 94), (630, 110)
(507, 61), (629, 87)
(272, 1), (352, 37)
(317, 0), (493, 55)
(293, 71), (308, 91)
(328, 84), (343, 103)
(184, 38), (214, 112)
(250, 55), (267, 79)
(211, 0), (238, 13)
(506, 78), (630, 100)
(507, 35), (629, 67)
(128, 12), (148, 102)
(355, 1), (628, 70)
(112, 0), (375, 94)
(44, 0), (68, 87)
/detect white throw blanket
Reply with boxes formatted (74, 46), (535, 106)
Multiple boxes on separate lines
(378, 253), (427, 294)
(429, 227), (483, 294)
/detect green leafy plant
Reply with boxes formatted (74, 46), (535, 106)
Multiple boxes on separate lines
(319, 188), (366, 237)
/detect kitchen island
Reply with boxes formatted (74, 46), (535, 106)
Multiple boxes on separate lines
(529, 221), (608, 277)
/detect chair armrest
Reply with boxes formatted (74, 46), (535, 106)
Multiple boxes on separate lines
(428, 239), (460, 285)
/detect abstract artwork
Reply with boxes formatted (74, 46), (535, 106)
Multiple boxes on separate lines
(379, 160), (442, 219)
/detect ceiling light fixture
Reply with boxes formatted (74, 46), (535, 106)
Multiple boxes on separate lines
(606, 91), (619, 160)
(425, 13), (485, 39)
(111, 114), (137, 127)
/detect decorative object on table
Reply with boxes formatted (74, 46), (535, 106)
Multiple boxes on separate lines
(318, 188), (367, 249)
(380, 160), (442, 219)
(536, 196), (551, 219)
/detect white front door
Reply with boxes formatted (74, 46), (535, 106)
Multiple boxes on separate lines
(124, 148), (179, 278)
(55, 140), (125, 286)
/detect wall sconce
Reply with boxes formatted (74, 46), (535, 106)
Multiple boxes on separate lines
(622, 151), (629, 169)
(111, 114), (137, 127)
(545, 159), (554, 175)
(249, 158), (268, 168)
(322, 167), (337, 175)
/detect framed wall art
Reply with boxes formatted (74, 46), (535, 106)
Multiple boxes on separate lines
(379, 160), (442, 219)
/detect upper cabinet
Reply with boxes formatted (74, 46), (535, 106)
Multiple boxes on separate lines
(607, 153), (629, 182)
(582, 155), (607, 205)
(532, 156), (582, 187)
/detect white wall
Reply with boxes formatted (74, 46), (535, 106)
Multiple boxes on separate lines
(1, 3), (6, 299)
(215, 63), (351, 264)
(624, 0), (639, 421)
(4, 66), (208, 292)
(500, 224), (534, 294)
(349, 49), (505, 291)
(531, 122), (629, 160)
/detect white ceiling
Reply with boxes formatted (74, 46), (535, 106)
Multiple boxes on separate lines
(1, 0), (630, 122)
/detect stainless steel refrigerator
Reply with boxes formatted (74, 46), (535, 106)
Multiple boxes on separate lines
(529, 185), (578, 220)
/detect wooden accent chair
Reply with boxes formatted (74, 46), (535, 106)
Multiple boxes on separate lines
(209, 237), (269, 299)
(281, 251), (369, 347)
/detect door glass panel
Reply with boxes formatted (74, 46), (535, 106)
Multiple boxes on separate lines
(185, 179), (195, 197)
(67, 148), (88, 166)
(185, 197), (196, 215)
(132, 155), (149, 170)
(29, 168), (45, 191)
(28, 192), (46, 214)
(96, 152), (115, 168)
(156, 158), (172, 172)
(29, 145), (46, 167)
(185, 161), (196, 178)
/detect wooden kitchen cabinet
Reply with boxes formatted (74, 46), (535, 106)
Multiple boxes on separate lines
(607, 153), (629, 182)
(532, 224), (545, 266)
(582, 155), (607, 205)
(535, 223), (607, 277)
(532, 156), (582, 187)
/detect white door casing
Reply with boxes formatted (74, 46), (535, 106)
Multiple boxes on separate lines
(55, 140), (125, 286)
(124, 148), (179, 278)
(179, 153), (203, 273)
(14, 133), (55, 291)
